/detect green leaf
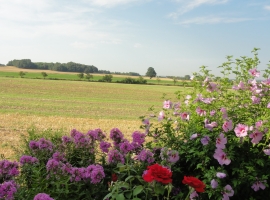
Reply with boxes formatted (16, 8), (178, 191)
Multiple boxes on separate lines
(133, 185), (144, 196)
(132, 198), (141, 200)
(154, 184), (165, 195)
(125, 175), (134, 182)
(124, 191), (132, 199)
(116, 194), (125, 200)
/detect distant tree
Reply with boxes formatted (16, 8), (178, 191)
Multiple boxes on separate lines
(0, 63), (5, 66)
(156, 76), (161, 84)
(145, 67), (157, 79)
(85, 73), (93, 81)
(19, 71), (25, 78)
(77, 73), (84, 79)
(184, 75), (191, 80)
(41, 72), (48, 79)
(137, 76), (147, 84)
(102, 74), (113, 82)
(172, 76), (178, 85)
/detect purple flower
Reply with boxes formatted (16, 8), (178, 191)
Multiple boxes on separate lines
(163, 100), (172, 109)
(267, 103), (270, 108)
(201, 136), (210, 146)
(119, 141), (134, 154)
(205, 119), (218, 131)
(216, 172), (226, 178)
(180, 112), (189, 121)
(234, 124), (248, 137)
(132, 131), (146, 145)
(251, 96), (261, 104)
(213, 149), (231, 166)
(210, 110), (216, 116)
(211, 179), (218, 189)
(251, 180), (266, 191)
(196, 107), (206, 116)
(0, 160), (19, 180)
(216, 133), (227, 149)
(38, 138), (54, 151)
(62, 136), (72, 145)
(110, 128), (124, 144)
(137, 149), (155, 164)
(0, 181), (18, 200)
(167, 150), (179, 163)
(85, 164), (105, 184)
(52, 152), (66, 162)
(222, 185), (234, 200)
(34, 193), (54, 200)
(207, 82), (218, 92)
(20, 155), (39, 165)
(99, 141), (111, 153)
(107, 149), (125, 164)
(46, 159), (62, 173)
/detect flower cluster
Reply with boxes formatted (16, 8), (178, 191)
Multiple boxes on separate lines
(19, 155), (39, 165)
(0, 180), (18, 200)
(0, 160), (19, 181)
(34, 193), (54, 200)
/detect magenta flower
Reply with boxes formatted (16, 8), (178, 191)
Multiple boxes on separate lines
(216, 172), (226, 178)
(249, 131), (263, 144)
(180, 112), (189, 121)
(207, 82), (218, 92)
(213, 149), (231, 165)
(216, 133), (227, 149)
(99, 141), (111, 153)
(211, 179), (218, 189)
(222, 185), (234, 200)
(251, 180), (266, 191)
(210, 110), (216, 116)
(263, 149), (270, 155)
(220, 107), (228, 119)
(249, 68), (260, 77)
(163, 100), (172, 109)
(222, 120), (233, 132)
(34, 193), (54, 200)
(201, 136), (210, 145)
(234, 124), (248, 137)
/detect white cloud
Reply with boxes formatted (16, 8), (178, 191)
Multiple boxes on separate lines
(70, 42), (94, 49)
(264, 5), (270, 10)
(168, 0), (228, 18)
(178, 16), (252, 25)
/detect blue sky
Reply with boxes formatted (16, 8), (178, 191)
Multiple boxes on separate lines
(1, 0), (270, 76)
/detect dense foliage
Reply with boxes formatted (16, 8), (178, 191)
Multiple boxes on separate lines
(1, 49), (270, 200)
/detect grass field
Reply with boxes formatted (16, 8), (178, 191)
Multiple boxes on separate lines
(0, 66), (191, 85)
(0, 76), (190, 159)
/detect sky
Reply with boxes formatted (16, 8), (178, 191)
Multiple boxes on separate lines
(0, 0), (270, 77)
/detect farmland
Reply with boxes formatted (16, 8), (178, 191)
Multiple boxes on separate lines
(0, 74), (190, 159)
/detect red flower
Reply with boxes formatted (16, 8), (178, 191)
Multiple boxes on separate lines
(143, 164), (172, 184)
(182, 176), (206, 192)
(112, 173), (118, 182)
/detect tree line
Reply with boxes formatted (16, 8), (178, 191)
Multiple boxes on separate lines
(6, 59), (141, 76)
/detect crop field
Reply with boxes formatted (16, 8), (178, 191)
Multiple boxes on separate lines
(0, 66), (191, 85)
(0, 76), (190, 159)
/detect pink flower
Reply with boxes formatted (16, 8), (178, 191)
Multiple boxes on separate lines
(267, 103), (270, 108)
(190, 191), (198, 200)
(196, 107), (206, 116)
(220, 107), (228, 119)
(213, 149), (231, 165)
(210, 110), (216, 116)
(205, 119), (218, 131)
(255, 120), (263, 129)
(251, 181), (266, 191)
(163, 100), (172, 109)
(234, 124), (249, 137)
(249, 131), (263, 144)
(180, 112), (189, 121)
(249, 68), (260, 77)
(216, 172), (226, 178)
(201, 136), (210, 146)
(207, 82), (218, 92)
(222, 185), (234, 200)
(158, 111), (165, 121)
(232, 81), (245, 90)
(211, 179), (218, 189)
(251, 96), (261, 104)
(190, 133), (198, 140)
(263, 149), (270, 155)
(222, 120), (233, 132)
(216, 133), (227, 149)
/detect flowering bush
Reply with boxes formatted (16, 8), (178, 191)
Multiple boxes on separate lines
(1, 48), (270, 199)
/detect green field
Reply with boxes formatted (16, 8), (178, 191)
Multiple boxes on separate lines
(0, 71), (191, 86)
(0, 77), (189, 120)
